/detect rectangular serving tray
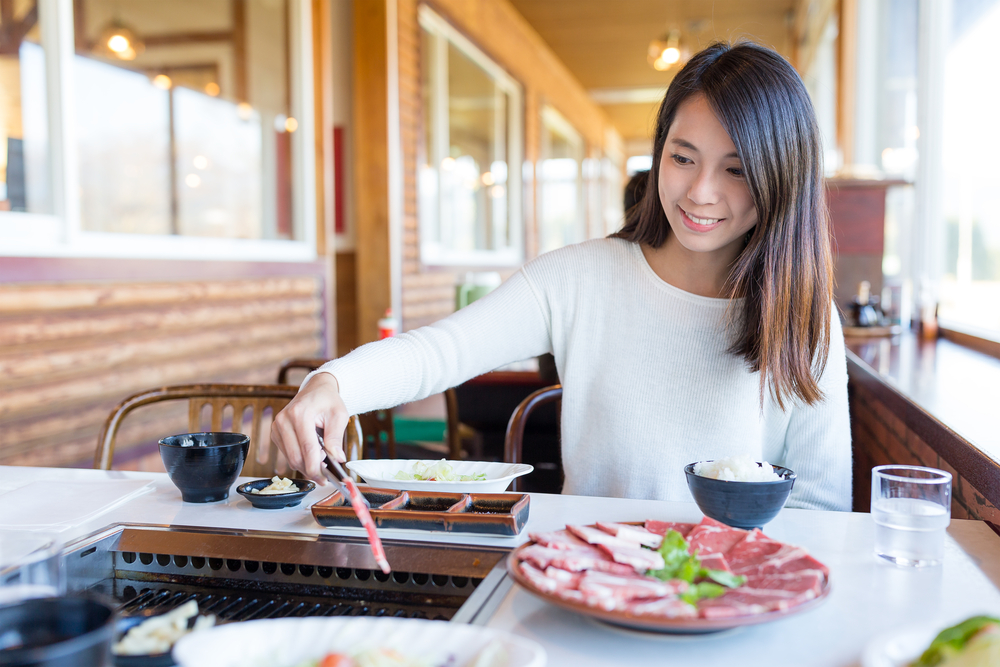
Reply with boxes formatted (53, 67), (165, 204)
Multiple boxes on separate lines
(311, 487), (530, 536)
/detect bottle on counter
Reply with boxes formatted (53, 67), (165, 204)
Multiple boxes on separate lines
(378, 309), (398, 339)
(850, 281), (883, 327)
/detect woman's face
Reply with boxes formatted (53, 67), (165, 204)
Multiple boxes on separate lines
(657, 93), (758, 265)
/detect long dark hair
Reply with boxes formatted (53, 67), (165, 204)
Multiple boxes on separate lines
(615, 42), (833, 409)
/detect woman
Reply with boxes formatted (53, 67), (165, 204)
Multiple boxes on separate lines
(272, 42), (851, 511)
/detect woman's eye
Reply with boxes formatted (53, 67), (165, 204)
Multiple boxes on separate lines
(671, 154), (692, 165)
(727, 167), (745, 177)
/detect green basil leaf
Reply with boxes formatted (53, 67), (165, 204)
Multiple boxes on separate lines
(704, 569), (746, 589)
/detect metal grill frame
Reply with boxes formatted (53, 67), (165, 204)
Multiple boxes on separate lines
(62, 524), (514, 626)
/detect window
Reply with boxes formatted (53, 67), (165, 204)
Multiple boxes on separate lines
(936, 0), (1000, 338)
(0, 4), (50, 215)
(418, 6), (523, 266)
(73, 0), (293, 240)
(538, 105), (584, 254)
(0, 0), (315, 261)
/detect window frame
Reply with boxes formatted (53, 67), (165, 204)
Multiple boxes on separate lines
(417, 4), (524, 267)
(0, 0), (317, 263)
(537, 104), (585, 254)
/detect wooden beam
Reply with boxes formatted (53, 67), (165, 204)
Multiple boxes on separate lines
(838, 0), (857, 167)
(353, 0), (391, 345)
(231, 0), (247, 102)
(141, 30), (234, 47)
(313, 0), (336, 356)
(0, 0), (36, 55)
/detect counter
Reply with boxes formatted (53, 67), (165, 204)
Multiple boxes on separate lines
(3, 465), (1000, 667)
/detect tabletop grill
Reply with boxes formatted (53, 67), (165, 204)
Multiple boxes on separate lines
(62, 524), (513, 625)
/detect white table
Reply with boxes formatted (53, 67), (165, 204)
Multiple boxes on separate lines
(2, 465), (999, 666)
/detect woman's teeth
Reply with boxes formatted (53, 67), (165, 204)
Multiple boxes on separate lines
(685, 211), (722, 226)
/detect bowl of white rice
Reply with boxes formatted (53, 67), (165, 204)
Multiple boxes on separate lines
(684, 456), (796, 530)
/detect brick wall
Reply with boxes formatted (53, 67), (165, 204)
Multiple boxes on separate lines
(849, 379), (999, 525)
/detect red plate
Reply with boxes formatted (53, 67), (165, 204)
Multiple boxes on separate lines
(505, 529), (831, 634)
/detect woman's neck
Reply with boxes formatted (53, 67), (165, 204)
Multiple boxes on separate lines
(641, 237), (737, 298)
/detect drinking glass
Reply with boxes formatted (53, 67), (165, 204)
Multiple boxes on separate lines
(871, 465), (952, 567)
(0, 531), (64, 605)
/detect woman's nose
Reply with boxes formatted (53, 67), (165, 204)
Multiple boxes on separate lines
(687, 168), (721, 206)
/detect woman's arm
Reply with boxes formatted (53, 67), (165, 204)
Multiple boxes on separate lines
(271, 270), (553, 481)
(781, 313), (853, 511)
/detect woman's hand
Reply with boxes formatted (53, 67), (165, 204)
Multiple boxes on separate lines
(270, 372), (349, 483)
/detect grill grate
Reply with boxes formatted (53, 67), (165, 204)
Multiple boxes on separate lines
(116, 583), (442, 621)
(64, 525), (511, 625)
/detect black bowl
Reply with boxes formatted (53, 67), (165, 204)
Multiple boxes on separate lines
(0, 596), (115, 667)
(236, 479), (316, 509)
(159, 432), (249, 503)
(684, 462), (796, 530)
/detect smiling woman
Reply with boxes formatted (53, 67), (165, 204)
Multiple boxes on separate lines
(617, 42), (832, 411)
(273, 41), (851, 513)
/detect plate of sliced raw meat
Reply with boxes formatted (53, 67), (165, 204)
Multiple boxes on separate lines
(507, 516), (831, 633)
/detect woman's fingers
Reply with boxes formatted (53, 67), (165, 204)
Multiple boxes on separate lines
(271, 372), (347, 483)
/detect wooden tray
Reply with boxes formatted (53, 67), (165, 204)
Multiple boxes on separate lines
(311, 487), (530, 536)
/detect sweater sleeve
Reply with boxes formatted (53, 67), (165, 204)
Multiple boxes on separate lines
(302, 269), (553, 416)
(781, 313), (853, 511)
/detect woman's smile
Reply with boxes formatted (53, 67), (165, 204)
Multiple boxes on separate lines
(679, 207), (724, 231)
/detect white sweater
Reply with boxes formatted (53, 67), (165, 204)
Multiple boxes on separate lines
(311, 238), (852, 511)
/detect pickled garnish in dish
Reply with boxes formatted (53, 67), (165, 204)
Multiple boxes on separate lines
(252, 476), (297, 495)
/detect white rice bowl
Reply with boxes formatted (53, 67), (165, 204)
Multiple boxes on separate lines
(693, 456), (783, 482)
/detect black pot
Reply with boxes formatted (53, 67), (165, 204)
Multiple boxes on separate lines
(158, 432), (249, 503)
(0, 596), (115, 667)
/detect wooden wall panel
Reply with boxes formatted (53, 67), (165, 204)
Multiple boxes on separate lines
(0, 276), (324, 468)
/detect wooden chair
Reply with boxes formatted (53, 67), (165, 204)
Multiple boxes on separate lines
(94, 384), (364, 477)
(504, 384), (562, 492)
(276, 358), (463, 460)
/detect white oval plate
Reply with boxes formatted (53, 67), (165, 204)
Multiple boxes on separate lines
(172, 616), (546, 667)
(346, 459), (533, 493)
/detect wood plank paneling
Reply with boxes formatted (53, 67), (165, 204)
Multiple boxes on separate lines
(0, 276), (324, 468)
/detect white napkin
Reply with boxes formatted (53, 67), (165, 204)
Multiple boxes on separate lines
(0, 479), (153, 531)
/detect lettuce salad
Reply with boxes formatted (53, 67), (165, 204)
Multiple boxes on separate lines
(393, 460), (487, 483)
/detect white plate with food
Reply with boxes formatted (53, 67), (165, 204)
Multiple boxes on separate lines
(861, 615), (1000, 667)
(346, 459), (533, 493)
(171, 616), (546, 667)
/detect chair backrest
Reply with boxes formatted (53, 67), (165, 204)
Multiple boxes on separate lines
(276, 357), (330, 385)
(503, 384), (562, 492)
(276, 358), (463, 460)
(95, 383), (363, 477)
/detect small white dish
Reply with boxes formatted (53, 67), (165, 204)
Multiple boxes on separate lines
(172, 616), (546, 667)
(346, 459), (533, 493)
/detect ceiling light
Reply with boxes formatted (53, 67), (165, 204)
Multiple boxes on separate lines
(95, 21), (145, 61)
(648, 28), (685, 72)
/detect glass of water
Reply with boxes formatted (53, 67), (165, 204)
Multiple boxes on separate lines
(872, 465), (952, 567)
